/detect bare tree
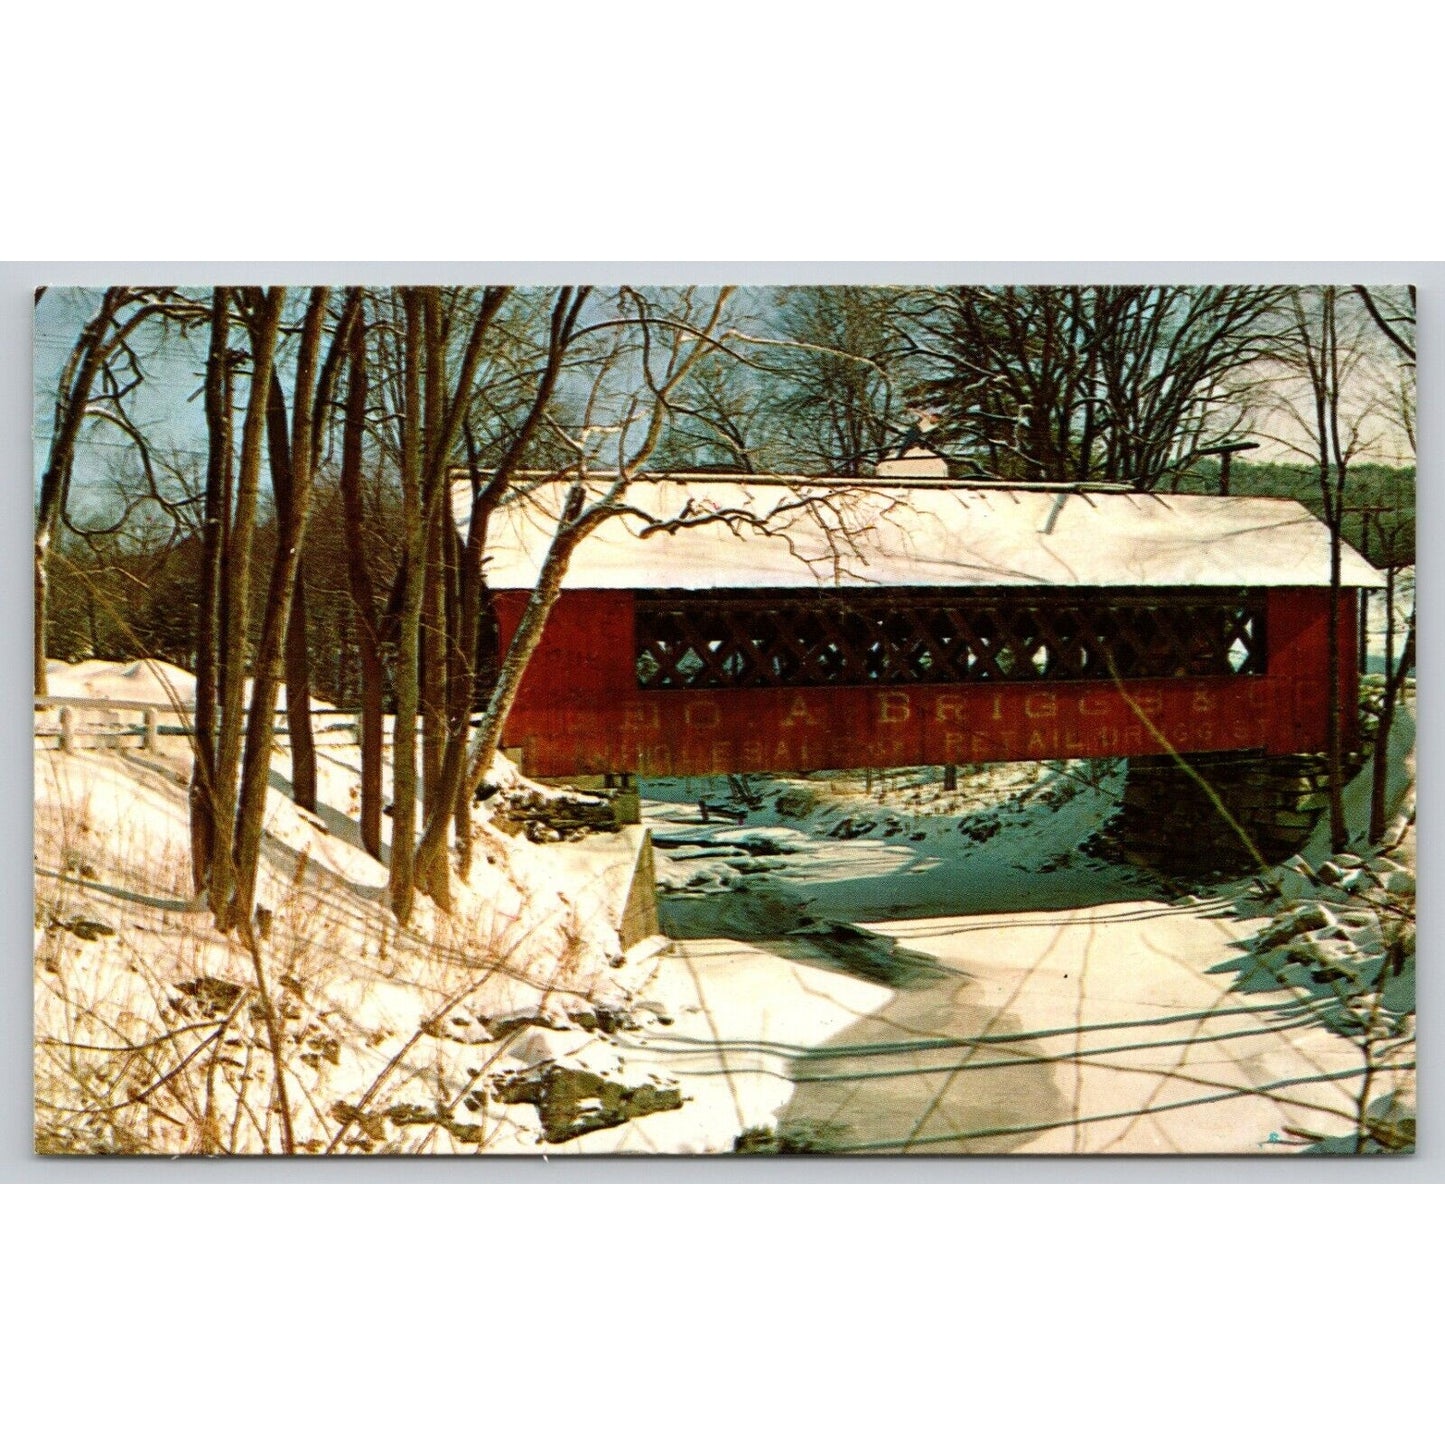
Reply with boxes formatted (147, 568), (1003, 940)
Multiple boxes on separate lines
(228, 287), (361, 929)
(1353, 286), (1417, 844)
(336, 320), (389, 858)
(770, 286), (912, 475)
(408, 289), (587, 909)
(261, 360), (319, 814)
(190, 287), (236, 891)
(906, 285), (1283, 486)
(408, 287), (745, 911)
(1354, 284), (1416, 364)
(1366, 497), (1415, 844)
(204, 287), (285, 929)
(1277, 287), (1387, 852)
(33, 288), (198, 694)
(382, 286), (510, 923)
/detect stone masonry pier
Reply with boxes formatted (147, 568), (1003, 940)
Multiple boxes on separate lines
(1117, 751), (1332, 873)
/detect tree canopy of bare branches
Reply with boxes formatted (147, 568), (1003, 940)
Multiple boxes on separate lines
(905, 285), (1285, 487)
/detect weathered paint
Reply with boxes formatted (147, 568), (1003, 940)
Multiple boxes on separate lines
(493, 587), (1360, 778)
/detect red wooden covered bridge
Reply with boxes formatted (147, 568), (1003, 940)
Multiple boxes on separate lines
(466, 471), (1382, 784)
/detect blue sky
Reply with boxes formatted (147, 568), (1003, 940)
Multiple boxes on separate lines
(35, 285), (1417, 509)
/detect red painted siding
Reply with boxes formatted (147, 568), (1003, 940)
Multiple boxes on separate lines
(493, 587), (1359, 777)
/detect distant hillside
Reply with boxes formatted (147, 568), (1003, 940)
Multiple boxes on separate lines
(1174, 459), (1415, 568)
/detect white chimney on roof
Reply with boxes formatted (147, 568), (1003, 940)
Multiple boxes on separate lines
(876, 445), (950, 479)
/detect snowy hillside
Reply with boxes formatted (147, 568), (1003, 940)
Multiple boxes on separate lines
(34, 663), (676, 1155)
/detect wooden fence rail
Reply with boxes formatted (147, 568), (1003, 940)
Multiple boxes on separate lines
(34, 697), (485, 753)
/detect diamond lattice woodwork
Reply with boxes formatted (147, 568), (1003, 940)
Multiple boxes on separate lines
(634, 588), (1267, 690)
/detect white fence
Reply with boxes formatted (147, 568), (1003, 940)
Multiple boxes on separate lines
(33, 698), (486, 753)
(33, 697), (385, 753)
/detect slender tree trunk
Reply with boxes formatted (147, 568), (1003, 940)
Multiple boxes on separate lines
(230, 290), (331, 927)
(464, 500), (585, 799)
(415, 491), (481, 908)
(190, 288), (232, 892)
(420, 501), (446, 812)
(210, 288), (285, 930)
(359, 646), (386, 858)
(389, 291), (426, 924)
(264, 368), (320, 816)
(1323, 296), (1348, 855)
(284, 576), (317, 812)
(34, 557), (49, 698)
(1370, 579), (1415, 844)
(1325, 519), (1347, 853)
(414, 507), (582, 903)
(229, 286), (360, 922)
(418, 294), (447, 820)
(410, 290), (580, 907)
(420, 460), (478, 903)
(337, 323), (386, 859)
(442, 507), (474, 879)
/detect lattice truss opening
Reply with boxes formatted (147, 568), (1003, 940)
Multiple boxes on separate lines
(634, 588), (1267, 690)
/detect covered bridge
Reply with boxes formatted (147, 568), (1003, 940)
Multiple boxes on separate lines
(469, 474), (1383, 783)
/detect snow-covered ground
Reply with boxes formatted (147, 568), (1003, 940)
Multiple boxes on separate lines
(34, 660), (1416, 1156)
(40, 657), (322, 712)
(34, 661), (674, 1156)
(584, 734), (1415, 1155)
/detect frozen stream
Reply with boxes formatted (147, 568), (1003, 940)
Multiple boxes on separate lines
(555, 765), (1375, 1155)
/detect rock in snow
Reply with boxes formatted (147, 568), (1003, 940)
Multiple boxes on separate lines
(492, 1027), (683, 1142)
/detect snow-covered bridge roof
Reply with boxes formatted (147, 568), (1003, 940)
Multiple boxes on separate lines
(460, 477), (1385, 592)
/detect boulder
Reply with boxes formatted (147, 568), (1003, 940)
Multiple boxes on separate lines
(492, 1029), (682, 1143)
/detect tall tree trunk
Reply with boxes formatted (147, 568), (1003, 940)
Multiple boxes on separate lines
(442, 502), (473, 879)
(34, 557), (49, 698)
(420, 501), (446, 813)
(415, 457), (485, 908)
(230, 288), (359, 926)
(209, 289), (285, 930)
(190, 287), (232, 893)
(358, 646), (386, 858)
(397, 286), (516, 911)
(461, 490), (588, 803)
(1325, 516), (1347, 854)
(337, 326), (385, 859)
(1370, 583), (1415, 845)
(1324, 295), (1348, 855)
(229, 290), (329, 926)
(414, 510), (563, 906)
(284, 575), (317, 813)
(411, 290), (585, 906)
(388, 290), (426, 924)
(264, 367), (319, 816)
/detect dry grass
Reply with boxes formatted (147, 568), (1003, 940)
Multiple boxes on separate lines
(34, 748), (621, 1156)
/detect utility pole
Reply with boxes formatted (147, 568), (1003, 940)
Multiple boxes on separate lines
(1197, 439), (1260, 496)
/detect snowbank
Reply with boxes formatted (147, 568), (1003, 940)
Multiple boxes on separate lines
(33, 661), (673, 1156)
(42, 657), (333, 712)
